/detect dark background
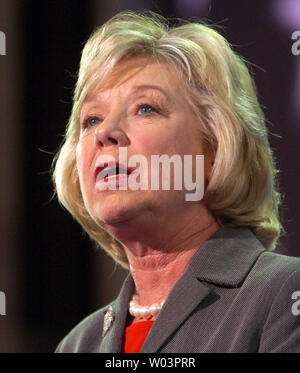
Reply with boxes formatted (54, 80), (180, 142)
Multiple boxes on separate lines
(0, 0), (299, 352)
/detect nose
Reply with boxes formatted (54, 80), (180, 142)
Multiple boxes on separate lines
(94, 118), (129, 148)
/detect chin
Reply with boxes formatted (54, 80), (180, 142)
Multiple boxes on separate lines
(92, 197), (140, 226)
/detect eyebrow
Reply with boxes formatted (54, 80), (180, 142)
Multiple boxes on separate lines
(130, 84), (170, 100)
(83, 84), (171, 105)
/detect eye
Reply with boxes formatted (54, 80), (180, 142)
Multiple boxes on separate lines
(82, 116), (101, 129)
(137, 104), (157, 116)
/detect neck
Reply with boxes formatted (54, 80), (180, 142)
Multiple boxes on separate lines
(102, 201), (220, 306)
(125, 218), (219, 306)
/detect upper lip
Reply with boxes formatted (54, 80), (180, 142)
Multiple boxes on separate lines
(94, 160), (134, 181)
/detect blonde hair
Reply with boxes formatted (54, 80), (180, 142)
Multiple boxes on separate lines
(52, 10), (282, 267)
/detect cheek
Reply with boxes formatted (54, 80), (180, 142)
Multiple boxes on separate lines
(75, 143), (84, 179)
(75, 139), (93, 184)
(133, 127), (179, 156)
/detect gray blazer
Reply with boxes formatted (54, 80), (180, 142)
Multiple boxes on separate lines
(55, 226), (300, 353)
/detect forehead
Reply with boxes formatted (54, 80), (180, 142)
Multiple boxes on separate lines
(83, 57), (184, 104)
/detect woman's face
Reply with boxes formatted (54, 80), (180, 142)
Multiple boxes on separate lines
(76, 57), (212, 228)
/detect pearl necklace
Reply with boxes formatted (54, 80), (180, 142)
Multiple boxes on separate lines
(129, 294), (165, 319)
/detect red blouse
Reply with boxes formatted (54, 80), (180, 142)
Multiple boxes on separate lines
(124, 320), (154, 353)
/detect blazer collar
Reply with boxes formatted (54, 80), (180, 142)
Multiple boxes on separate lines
(141, 225), (266, 352)
(188, 225), (267, 287)
(99, 274), (134, 353)
(100, 225), (266, 352)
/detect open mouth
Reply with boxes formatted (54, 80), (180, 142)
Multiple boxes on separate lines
(95, 162), (133, 182)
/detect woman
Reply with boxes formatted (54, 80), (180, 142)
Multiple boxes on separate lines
(53, 10), (300, 353)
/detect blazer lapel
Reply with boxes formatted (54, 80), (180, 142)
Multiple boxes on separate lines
(99, 274), (133, 353)
(140, 225), (266, 352)
(140, 267), (211, 353)
(100, 225), (266, 353)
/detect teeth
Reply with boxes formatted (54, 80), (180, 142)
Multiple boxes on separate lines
(116, 167), (128, 175)
(99, 166), (129, 180)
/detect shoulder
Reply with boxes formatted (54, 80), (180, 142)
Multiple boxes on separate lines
(241, 250), (300, 304)
(251, 252), (300, 352)
(54, 272), (133, 353)
(252, 250), (300, 286)
(55, 304), (111, 353)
